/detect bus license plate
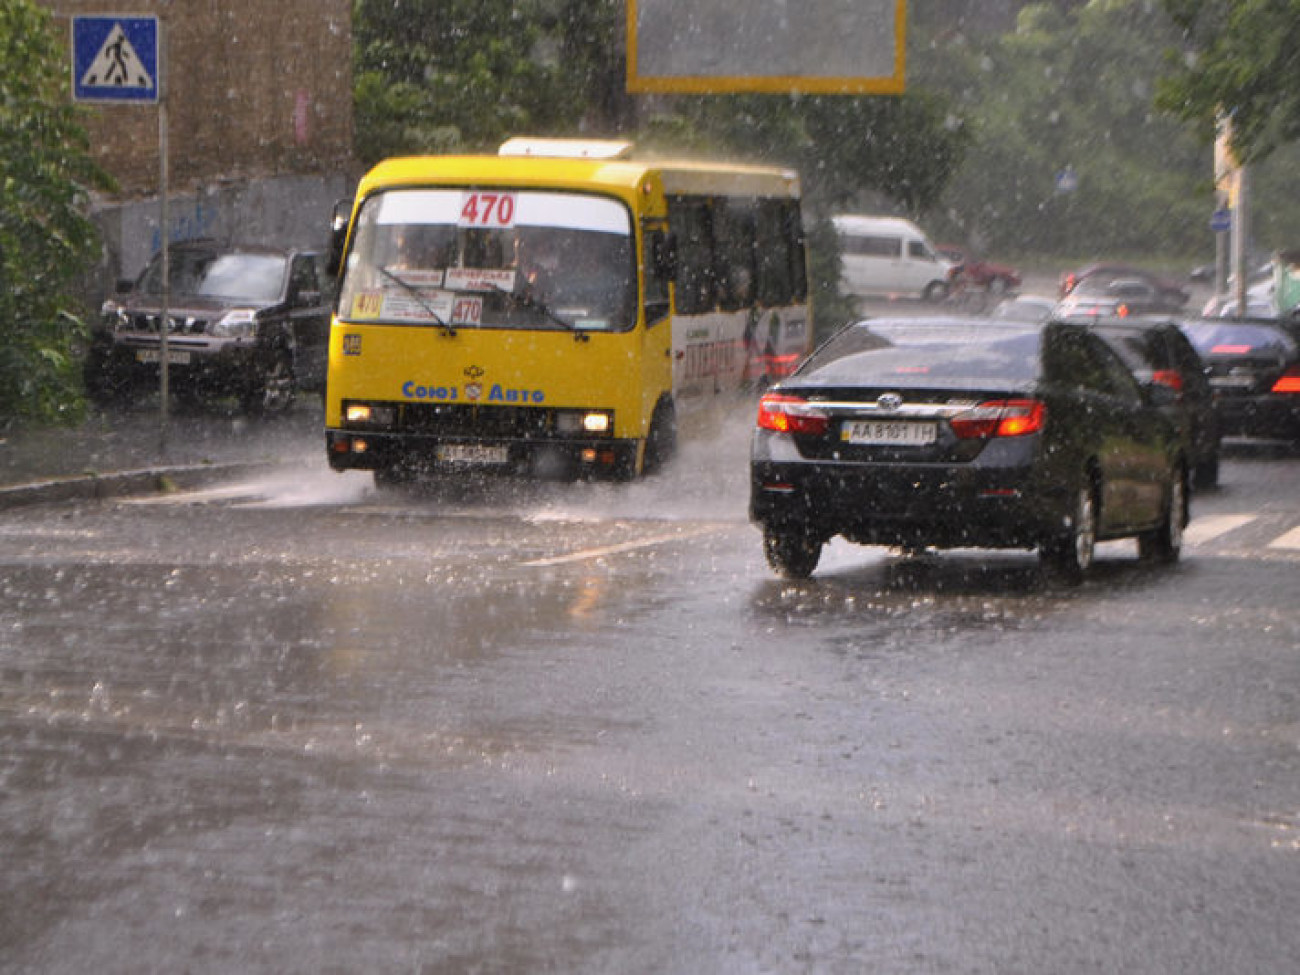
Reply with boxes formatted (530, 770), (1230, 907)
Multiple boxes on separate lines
(436, 443), (509, 464)
(842, 420), (937, 446)
(136, 349), (191, 365)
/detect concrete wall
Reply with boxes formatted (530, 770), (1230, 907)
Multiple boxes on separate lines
(94, 173), (354, 284)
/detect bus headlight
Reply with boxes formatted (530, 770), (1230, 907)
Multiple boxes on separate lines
(345, 402), (396, 427)
(556, 410), (612, 435)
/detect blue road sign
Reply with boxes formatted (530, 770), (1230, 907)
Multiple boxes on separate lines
(72, 16), (159, 104)
(1209, 208), (1232, 233)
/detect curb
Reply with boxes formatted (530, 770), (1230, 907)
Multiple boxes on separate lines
(0, 461), (278, 511)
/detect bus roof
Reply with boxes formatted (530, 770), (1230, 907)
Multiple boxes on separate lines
(355, 152), (802, 202)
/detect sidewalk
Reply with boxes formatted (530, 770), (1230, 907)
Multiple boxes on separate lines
(0, 401), (322, 509)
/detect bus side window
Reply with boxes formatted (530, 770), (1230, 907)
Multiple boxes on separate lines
(714, 198), (757, 311)
(668, 197), (716, 315)
(756, 200), (806, 306)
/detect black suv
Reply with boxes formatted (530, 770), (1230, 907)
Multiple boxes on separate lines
(85, 240), (329, 413)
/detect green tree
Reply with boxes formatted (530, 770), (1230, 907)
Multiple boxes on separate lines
(1158, 0), (1300, 164)
(352, 0), (571, 163)
(920, 1), (1211, 259)
(0, 0), (112, 426)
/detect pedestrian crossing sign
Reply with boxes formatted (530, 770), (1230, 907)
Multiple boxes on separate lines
(72, 16), (160, 103)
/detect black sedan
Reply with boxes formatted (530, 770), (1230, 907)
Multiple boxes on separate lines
(85, 240), (330, 414)
(750, 317), (1189, 580)
(1178, 317), (1300, 445)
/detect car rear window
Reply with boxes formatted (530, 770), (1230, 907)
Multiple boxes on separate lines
(1180, 320), (1297, 357)
(799, 320), (1042, 386)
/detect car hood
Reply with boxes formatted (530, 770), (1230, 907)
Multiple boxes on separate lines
(115, 292), (278, 316)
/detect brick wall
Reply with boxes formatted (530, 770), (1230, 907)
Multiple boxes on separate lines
(48, 0), (354, 198)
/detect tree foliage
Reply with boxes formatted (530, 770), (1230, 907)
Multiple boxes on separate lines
(0, 0), (112, 426)
(1157, 0), (1300, 164)
(916, 1), (1214, 258)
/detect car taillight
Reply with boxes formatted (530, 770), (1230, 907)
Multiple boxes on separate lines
(1272, 367), (1300, 394)
(756, 393), (829, 435)
(1151, 368), (1184, 392)
(950, 399), (1046, 439)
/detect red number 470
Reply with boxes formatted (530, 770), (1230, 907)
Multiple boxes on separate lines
(459, 192), (516, 228)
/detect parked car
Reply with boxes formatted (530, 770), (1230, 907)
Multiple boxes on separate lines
(937, 245), (1021, 294)
(85, 240), (330, 413)
(988, 294), (1055, 323)
(833, 215), (954, 301)
(750, 317), (1188, 581)
(1059, 263), (1189, 309)
(1055, 276), (1186, 318)
(1074, 316), (1221, 488)
(1177, 317), (1300, 445)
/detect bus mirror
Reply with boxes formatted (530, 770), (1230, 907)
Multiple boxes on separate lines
(328, 198), (353, 276)
(652, 231), (678, 282)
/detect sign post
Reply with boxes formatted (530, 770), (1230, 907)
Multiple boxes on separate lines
(72, 17), (169, 448)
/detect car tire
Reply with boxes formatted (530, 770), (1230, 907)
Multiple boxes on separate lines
(1040, 483), (1098, 585)
(762, 525), (822, 579)
(243, 349), (296, 415)
(987, 276), (1009, 296)
(1138, 465), (1186, 563)
(922, 280), (949, 303)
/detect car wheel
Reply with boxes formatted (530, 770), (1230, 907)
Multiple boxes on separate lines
(243, 350), (296, 415)
(1040, 483), (1097, 584)
(987, 276), (1009, 296)
(922, 280), (949, 302)
(1138, 465), (1186, 563)
(762, 525), (822, 579)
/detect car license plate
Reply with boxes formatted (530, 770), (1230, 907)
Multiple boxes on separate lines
(1210, 376), (1256, 389)
(842, 420), (937, 446)
(136, 349), (191, 365)
(436, 443), (509, 464)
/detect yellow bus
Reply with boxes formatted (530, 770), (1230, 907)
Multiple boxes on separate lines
(325, 138), (811, 483)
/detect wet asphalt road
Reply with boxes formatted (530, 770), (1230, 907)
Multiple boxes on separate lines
(1, 411), (1299, 974)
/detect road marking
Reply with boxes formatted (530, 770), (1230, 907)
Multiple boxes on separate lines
(1184, 513), (1256, 546)
(1267, 526), (1300, 550)
(523, 525), (723, 567)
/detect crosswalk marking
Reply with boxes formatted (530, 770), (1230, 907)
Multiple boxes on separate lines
(1267, 527), (1300, 551)
(1184, 514), (1257, 546)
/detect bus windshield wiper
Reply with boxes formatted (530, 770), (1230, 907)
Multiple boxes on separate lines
(378, 266), (456, 335)
(487, 283), (575, 331)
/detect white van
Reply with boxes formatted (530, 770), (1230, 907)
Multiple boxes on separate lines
(833, 214), (954, 301)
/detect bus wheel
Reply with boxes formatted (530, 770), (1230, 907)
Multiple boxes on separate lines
(373, 463), (414, 490)
(642, 401), (677, 475)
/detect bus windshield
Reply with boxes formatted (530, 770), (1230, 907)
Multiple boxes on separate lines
(338, 188), (636, 332)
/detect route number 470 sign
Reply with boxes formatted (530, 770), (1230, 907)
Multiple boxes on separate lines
(459, 192), (516, 228)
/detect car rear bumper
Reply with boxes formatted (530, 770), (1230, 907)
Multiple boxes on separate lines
(749, 459), (1070, 550)
(1213, 394), (1300, 441)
